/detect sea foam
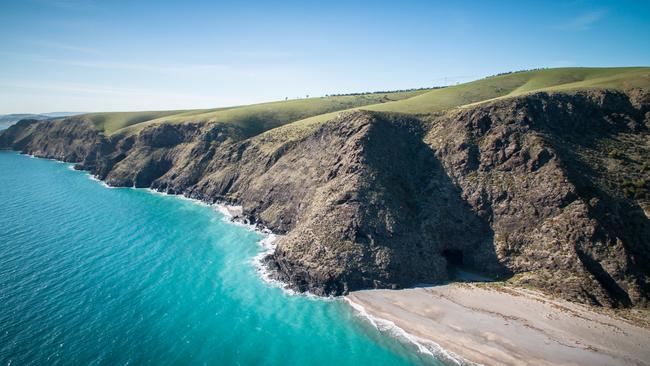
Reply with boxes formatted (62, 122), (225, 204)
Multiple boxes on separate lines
(66, 155), (463, 361)
(140, 187), (299, 295)
(344, 297), (476, 366)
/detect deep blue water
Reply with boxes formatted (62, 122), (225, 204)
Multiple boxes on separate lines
(0, 151), (441, 366)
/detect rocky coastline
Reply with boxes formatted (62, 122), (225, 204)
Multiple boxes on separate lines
(2, 89), (649, 308)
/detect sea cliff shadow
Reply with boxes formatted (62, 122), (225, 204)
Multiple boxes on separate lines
(362, 112), (510, 288)
(417, 149), (511, 284)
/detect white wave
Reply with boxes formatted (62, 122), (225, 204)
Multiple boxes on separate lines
(28, 151), (319, 299)
(141, 190), (337, 300)
(20, 152), (473, 364)
(214, 204), (243, 219)
(247, 231), (332, 301)
(251, 233), (288, 288)
(138, 187), (299, 296)
(60, 160), (117, 189)
(86, 174), (116, 189)
(344, 297), (478, 366)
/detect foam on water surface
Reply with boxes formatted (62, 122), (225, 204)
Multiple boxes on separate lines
(0, 151), (445, 366)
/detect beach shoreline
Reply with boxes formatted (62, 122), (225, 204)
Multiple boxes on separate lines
(347, 284), (650, 366)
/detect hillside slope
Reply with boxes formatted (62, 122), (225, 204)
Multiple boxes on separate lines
(1, 67), (649, 308)
(371, 67), (650, 114)
(253, 67), (650, 150)
(74, 90), (427, 135)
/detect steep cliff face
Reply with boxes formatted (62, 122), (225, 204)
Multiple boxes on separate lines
(424, 90), (650, 307)
(0, 117), (107, 162)
(2, 90), (648, 307)
(259, 113), (506, 295)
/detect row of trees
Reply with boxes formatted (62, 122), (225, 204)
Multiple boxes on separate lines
(486, 67), (549, 78)
(323, 86), (445, 98)
(283, 86), (446, 101)
(284, 69), (555, 100)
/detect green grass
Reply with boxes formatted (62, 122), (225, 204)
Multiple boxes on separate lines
(250, 67), (650, 152)
(78, 67), (650, 139)
(84, 109), (207, 134)
(367, 67), (650, 114)
(122, 90), (426, 136)
(85, 90), (426, 135)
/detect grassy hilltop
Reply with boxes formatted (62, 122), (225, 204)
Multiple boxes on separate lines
(68, 67), (649, 137)
(369, 66), (650, 114)
(82, 90), (427, 135)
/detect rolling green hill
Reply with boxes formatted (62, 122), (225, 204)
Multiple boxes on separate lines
(66, 67), (649, 138)
(81, 90), (427, 135)
(251, 67), (650, 150)
(84, 109), (213, 134)
(368, 67), (650, 114)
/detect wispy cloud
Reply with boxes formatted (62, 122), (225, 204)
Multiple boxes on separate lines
(0, 52), (258, 78)
(46, 59), (259, 78)
(227, 50), (293, 59)
(33, 41), (102, 55)
(554, 10), (607, 31)
(0, 81), (218, 102)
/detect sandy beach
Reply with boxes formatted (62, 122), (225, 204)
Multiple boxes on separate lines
(347, 284), (650, 365)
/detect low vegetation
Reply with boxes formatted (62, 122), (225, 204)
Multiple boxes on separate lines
(254, 67), (650, 148)
(79, 90), (428, 135)
(55, 67), (650, 143)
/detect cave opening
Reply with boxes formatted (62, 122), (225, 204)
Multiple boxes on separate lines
(441, 249), (464, 267)
(440, 248), (494, 282)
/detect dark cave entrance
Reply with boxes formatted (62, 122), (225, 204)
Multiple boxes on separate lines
(441, 249), (464, 267)
(442, 249), (466, 281)
(440, 249), (494, 282)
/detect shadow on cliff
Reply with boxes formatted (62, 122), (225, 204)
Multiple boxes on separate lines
(527, 91), (650, 306)
(552, 143), (649, 307)
(358, 112), (510, 288)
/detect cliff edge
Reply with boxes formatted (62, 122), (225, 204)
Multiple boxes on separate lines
(2, 89), (649, 307)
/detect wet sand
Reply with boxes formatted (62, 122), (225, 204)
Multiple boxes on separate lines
(347, 284), (650, 365)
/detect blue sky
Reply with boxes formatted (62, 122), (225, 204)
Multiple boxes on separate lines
(0, 0), (649, 113)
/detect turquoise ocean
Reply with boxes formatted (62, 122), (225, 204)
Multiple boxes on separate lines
(0, 151), (444, 366)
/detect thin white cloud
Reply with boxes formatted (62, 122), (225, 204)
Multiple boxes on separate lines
(6, 53), (258, 78)
(554, 10), (607, 31)
(38, 59), (232, 73)
(0, 81), (218, 102)
(227, 50), (293, 59)
(77, 59), (256, 78)
(33, 41), (102, 55)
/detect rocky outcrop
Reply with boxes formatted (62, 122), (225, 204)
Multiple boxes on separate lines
(423, 91), (650, 307)
(0, 117), (107, 162)
(2, 90), (649, 307)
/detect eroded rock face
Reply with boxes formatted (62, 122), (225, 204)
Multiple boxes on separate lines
(261, 112), (505, 295)
(0, 117), (107, 162)
(2, 90), (649, 307)
(424, 91), (650, 307)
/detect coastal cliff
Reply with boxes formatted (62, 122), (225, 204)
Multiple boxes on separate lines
(2, 89), (649, 307)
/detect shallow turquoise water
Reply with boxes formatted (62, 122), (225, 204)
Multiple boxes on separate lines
(0, 151), (441, 366)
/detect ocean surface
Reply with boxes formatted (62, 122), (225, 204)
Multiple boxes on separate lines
(0, 151), (443, 366)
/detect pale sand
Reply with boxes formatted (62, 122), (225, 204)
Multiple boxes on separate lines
(347, 284), (650, 365)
